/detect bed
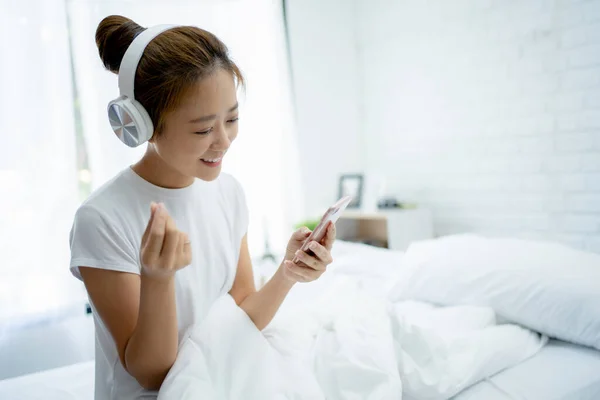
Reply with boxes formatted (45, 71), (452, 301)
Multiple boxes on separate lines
(454, 340), (600, 400)
(1, 236), (599, 399)
(1, 339), (599, 399)
(0, 360), (94, 399)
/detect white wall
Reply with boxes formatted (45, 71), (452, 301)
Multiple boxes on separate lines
(357, 0), (600, 252)
(285, 0), (364, 217)
(289, 0), (600, 252)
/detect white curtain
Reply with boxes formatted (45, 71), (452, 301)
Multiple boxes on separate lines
(0, 0), (84, 330)
(67, 0), (304, 257)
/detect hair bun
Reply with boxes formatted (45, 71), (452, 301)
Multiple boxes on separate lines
(95, 15), (145, 74)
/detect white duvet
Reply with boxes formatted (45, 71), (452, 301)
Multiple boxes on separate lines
(159, 277), (546, 400)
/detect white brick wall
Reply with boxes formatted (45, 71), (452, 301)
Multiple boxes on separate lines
(357, 0), (600, 252)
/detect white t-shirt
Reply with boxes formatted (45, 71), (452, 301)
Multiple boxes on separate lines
(69, 167), (248, 400)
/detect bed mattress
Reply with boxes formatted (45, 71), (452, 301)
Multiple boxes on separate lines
(0, 360), (94, 400)
(455, 339), (600, 400)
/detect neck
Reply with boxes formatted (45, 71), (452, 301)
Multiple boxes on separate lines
(131, 146), (194, 189)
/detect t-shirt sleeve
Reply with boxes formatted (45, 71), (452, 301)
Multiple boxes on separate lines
(69, 205), (140, 280)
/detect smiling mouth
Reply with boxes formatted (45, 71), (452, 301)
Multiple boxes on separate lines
(200, 156), (223, 167)
(200, 157), (222, 163)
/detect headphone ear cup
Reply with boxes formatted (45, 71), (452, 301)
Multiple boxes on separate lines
(129, 98), (154, 143)
(107, 97), (154, 147)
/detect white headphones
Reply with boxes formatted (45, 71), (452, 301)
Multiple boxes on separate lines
(107, 24), (179, 147)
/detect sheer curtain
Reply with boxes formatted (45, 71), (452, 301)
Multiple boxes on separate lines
(0, 0), (84, 330)
(67, 0), (304, 257)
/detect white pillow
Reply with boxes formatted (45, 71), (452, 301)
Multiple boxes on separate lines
(389, 234), (600, 350)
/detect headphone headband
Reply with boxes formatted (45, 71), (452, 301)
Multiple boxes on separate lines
(108, 23), (179, 148)
(118, 24), (179, 100)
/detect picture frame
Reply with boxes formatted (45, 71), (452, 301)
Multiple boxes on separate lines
(338, 174), (364, 209)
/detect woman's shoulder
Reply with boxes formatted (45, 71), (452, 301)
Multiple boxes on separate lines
(75, 169), (134, 223)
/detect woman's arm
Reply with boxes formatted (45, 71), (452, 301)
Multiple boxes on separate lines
(80, 202), (191, 390)
(230, 225), (335, 330)
(229, 234), (294, 330)
(80, 269), (178, 390)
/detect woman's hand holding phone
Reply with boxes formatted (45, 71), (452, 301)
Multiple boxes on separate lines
(281, 221), (336, 283)
(280, 195), (349, 283)
(140, 202), (192, 282)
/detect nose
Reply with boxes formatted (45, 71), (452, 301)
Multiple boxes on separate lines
(210, 122), (231, 151)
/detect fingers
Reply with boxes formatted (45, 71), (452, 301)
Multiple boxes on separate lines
(140, 203), (193, 280)
(306, 241), (333, 264)
(161, 214), (180, 267)
(179, 232), (192, 267)
(176, 231), (185, 256)
(141, 201), (159, 245)
(293, 250), (322, 271)
(292, 226), (312, 241)
(294, 240), (333, 270)
(284, 261), (320, 282)
(322, 221), (336, 250)
(143, 203), (168, 262)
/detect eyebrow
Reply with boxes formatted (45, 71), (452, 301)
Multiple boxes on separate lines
(188, 103), (239, 123)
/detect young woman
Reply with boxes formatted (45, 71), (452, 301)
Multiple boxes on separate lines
(69, 15), (336, 399)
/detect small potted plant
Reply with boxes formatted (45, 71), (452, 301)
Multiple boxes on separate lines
(294, 218), (321, 232)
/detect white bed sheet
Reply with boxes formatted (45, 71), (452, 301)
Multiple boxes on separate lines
(455, 339), (600, 400)
(1, 339), (599, 400)
(0, 360), (94, 400)
(2, 241), (599, 400)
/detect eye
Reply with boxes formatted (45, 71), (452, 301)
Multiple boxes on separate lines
(194, 128), (212, 135)
(227, 117), (239, 124)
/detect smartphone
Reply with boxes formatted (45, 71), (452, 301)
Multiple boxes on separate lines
(293, 195), (353, 264)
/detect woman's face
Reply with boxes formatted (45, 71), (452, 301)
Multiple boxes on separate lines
(152, 68), (239, 182)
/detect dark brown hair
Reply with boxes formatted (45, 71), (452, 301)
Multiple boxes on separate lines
(95, 15), (244, 135)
